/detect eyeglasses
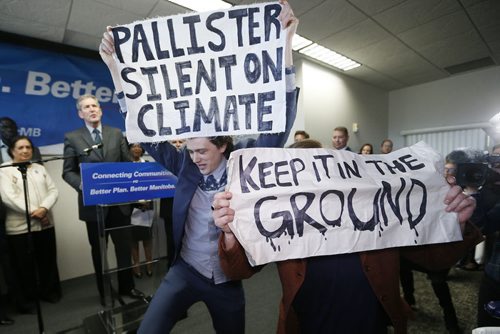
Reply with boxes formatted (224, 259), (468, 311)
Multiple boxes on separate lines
(444, 167), (457, 175)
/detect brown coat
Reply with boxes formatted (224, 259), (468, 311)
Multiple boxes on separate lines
(219, 222), (483, 334)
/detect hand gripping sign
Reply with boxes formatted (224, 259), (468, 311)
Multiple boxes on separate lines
(111, 2), (287, 143)
(226, 142), (463, 266)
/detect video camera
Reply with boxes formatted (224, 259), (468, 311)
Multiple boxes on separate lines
(456, 154), (500, 188)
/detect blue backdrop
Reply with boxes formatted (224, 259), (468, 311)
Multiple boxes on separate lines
(0, 41), (124, 154)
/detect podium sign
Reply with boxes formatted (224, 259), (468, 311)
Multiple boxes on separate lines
(81, 162), (176, 205)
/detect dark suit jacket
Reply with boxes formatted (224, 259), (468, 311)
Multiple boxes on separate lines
(62, 125), (131, 222)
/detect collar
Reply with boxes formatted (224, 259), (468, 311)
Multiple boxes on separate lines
(203, 158), (227, 181)
(86, 124), (102, 135)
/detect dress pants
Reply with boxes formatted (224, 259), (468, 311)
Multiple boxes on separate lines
(7, 228), (61, 304)
(84, 206), (134, 297)
(400, 259), (458, 330)
(138, 258), (245, 334)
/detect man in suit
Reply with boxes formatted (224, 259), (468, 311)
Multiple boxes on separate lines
(332, 126), (352, 151)
(62, 94), (143, 304)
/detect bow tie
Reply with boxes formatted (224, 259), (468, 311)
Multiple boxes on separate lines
(199, 171), (227, 191)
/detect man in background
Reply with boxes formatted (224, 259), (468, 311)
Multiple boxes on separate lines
(62, 94), (143, 305)
(332, 126), (351, 151)
(0, 117), (41, 163)
(381, 139), (394, 154)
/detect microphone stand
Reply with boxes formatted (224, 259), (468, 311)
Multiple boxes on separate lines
(0, 148), (97, 334)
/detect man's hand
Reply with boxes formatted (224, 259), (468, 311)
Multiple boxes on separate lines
(279, 0), (298, 68)
(99, 26), (115, 68)
(212, 191), (237, 245)
(444, 185), (476, 232)
(99, 26), (124, 92)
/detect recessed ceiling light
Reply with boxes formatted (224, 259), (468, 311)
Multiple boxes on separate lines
(298, 43), (361, 71)
(167, 1), (361, 71)
(168, 0), (232, 12)
(292, 34), (313, 51)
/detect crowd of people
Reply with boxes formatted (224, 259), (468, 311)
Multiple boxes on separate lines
(0, 1), (498, 333)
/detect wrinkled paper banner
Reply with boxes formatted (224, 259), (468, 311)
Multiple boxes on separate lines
(112, 2), (287, 143)
(227, 142), (463, 266)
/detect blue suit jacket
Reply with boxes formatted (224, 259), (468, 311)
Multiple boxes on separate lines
(142, 89), (298, 260)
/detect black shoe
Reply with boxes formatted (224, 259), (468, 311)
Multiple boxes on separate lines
(17, 302), (36, 314)
(0, 316), (14, 326)
(134, 272), (143, 279)
(121, 288), (145, 299)
(42, 293), (61, 304)
(146, 270), (153, 277)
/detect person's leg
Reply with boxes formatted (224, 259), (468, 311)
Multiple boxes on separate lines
(143, 238), (153, 275)
(477, 274), (500, 327)
(84, 220), (105, 297)
(428, 269), (460, 333)
(107, 207), (135, 293)
(34, 228), (61, 302)
(138, 260), (199, 333)
(130, 239), (142, 278)
(160, 198), (175, 268)
(204, 280), (245, 334)
(399, 258), (416, 307)
(6, 234), (35, 311)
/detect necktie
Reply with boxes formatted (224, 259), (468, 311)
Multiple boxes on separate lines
(92, 129), (103, 155)
(93, 128), (102, 144)
(199, 171), (227, 191)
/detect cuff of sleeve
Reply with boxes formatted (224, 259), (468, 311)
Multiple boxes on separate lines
(116, 92), (127, 116)
(285, 66), (296, 93)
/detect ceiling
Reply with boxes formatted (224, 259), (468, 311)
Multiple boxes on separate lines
(1, 0), (499, 90)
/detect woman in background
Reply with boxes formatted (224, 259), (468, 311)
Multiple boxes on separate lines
(359, 143), (373, 155)
(0, 136), (61, 313)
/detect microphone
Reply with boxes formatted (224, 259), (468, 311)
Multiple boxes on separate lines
(83, 143), (103, 154)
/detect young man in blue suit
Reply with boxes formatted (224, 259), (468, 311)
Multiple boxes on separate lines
(99, 1), (298, 332)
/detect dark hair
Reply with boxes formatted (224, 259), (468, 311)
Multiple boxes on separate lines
(333, 126), (348, 137)
(128, 143), (145, 155)
(358, 143), (373, 154)
(381, 139), (393, 147)
(288, 139), (322, 149)
(294, 130), (310, 139)
(0, 117), (19, 144)
(209, 136), (234, 159)
(7, 135), (33, 159)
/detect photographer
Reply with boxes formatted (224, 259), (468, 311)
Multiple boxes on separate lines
(471, 144), (500, 327)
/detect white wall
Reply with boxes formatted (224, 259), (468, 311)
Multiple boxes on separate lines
(291, 58), (389, 152)
(46, 159), (94, 280)
(388, 66), (500, 148)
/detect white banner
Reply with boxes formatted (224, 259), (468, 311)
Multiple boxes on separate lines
(226, 142), (463, 266)
(112, 2), (287, 143)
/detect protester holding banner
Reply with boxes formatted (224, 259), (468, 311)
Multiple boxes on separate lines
(99, 1), (298, 332)
(0, 136), (61, 312)
(62, 94), (144, 305)
(213, 145), (482, 334)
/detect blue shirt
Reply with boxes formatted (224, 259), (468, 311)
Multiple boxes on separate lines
(180, 159), (228, 283)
